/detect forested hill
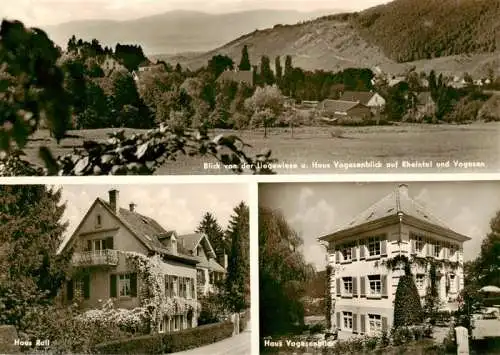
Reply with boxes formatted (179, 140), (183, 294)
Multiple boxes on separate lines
(353, 0), (500, 62)
(172, 0), (500, 75)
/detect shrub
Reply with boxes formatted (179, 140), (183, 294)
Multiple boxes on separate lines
(442, 325), (457, 353)
(393, 273), (424, 327)
(363, 336), (378, 350)
(95, 320), (234, 354)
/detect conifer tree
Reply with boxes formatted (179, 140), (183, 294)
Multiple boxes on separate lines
(195, 212), (226, 261)
(238, 45), (251, 71)
(224, 202), (250, 312)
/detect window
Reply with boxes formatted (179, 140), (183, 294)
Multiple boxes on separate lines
(94, 239), (105, 251)
(415, 236), (424, 253)
(434, 242), (441, 258)
(368, 275), (381, 295)
(343, 312), (353, 330)
(415, 274), (425, 290)
(368, 237), (381, 256)
(341, 243), (353, 261)
(172, 276), (178, 297)
(343, 277), (353, 294)
(119, 274), (131, 297)
(159, 316), (166, 333)
(196, 246), (203, 257)
(96, 214), (102, 228)
(171, 239), (177, 254)
(368, 314), (382, 334)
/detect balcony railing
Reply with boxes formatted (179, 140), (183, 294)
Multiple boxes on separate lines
(72, 249), (119, 267)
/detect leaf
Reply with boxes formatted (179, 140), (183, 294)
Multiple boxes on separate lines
(136, 142), (149, 159)
(74, 156), (89, 175)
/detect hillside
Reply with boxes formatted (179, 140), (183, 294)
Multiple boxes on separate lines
(354, 0), (500, 62)
(165, 16), (395, 72)
(41, 9), (341, 55)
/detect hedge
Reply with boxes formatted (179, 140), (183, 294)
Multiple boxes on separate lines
(95, 320), (233, 354)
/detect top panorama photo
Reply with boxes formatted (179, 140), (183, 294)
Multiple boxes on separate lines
(1, 0), (499, 175)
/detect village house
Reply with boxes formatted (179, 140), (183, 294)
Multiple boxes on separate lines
(101, 56), (127, 73)
(58, 189), (225, 333)
(339, 91), (386, 113)
(177, 233), (227, 296)
(216, 69), (254, 87)
(317, 99), (372, 123)
(319, 184), (469, 336)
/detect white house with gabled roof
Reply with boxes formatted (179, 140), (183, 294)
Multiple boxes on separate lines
(318, 184), (469, 336)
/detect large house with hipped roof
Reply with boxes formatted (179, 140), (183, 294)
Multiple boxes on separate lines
(318, 184), (469, 336)
(59, 189), (225, 333)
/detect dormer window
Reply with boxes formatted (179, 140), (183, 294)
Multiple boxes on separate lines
(96, 214), (102, 228)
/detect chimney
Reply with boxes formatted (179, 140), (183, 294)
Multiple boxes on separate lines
(398, 183), (409, 196)
(108, 189), (119, 213)
(129, 202), (136, 212)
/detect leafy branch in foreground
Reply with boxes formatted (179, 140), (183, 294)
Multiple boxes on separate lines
(0, 19), (276, 176)
(50, 126), (277, 175)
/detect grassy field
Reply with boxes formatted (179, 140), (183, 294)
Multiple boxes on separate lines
(21, 123), (500, 175)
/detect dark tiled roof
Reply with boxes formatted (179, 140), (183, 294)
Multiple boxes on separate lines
(332, 185), (457, 233)
(339, 91), (377, 105)
(97, 198), (197, 263)
(319, 99), (364, 113)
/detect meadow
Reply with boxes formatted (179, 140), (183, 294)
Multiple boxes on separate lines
(22, 123), (500, 175)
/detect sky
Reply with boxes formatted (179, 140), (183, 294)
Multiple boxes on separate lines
(259, 181), (500, 271)
(0, 0), (390, 27)
(56, 183), (248, 249)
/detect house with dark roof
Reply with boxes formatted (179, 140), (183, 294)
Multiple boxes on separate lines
(216, 69), (253, 87)
(318, 184), (469, 337)
(339, 91), (386, 111)
(59, 189), (202, 333)
(177, 233), (227, 296)
(317, 99), (372, 123)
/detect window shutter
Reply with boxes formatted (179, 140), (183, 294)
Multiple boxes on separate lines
(336, 278), (341, 297)
(360, 314), (366, 334)
(337, 312), (341, 328)
(110, 274), (117, 297)
(130, 273), (137, 297)
(381, 239), (387, 256)
(382, 275), (388, 297)
(191, 278), (195, 298)
(105, 237), (114, 250)
(353, 314), (358, 334)
(67, 280), (74, 301)
(360, 276), (366, 297)
(336, 250), (340, 264)
(352, 277), (358, 297)
(83, 274), (90, 299)
(352, 245), (357, 261)
(360, 242), (365, 260)
(86, 240), (92, 251)
(382, 316), (388, 332)
(426, 243), (431, 257)
(410, 239), (416, 255)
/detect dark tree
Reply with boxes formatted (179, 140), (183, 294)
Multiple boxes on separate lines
(224, 202), (250, 312)
(114, 43), (147, 72)
(260, 55), (275, 86)
(208, 55), (234, 78)
(275, 56), (283, 84)
(196, 212), (227, 263)
(0, 185), (72, 327)
(259, 206), (314, 335)
(238, 45), (251, 71)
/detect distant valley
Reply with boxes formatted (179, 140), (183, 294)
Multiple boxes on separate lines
(41, 9), (342, 55)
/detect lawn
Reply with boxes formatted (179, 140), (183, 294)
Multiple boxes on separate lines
(20, 123), (500, 175)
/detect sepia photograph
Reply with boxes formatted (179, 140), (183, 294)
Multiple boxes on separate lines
(1, 0), (499, 175)
(259, 181), (500, 354)
(0, 183), (251, 354)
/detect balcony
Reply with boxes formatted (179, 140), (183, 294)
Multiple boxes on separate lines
(72, 249), (119, 267)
